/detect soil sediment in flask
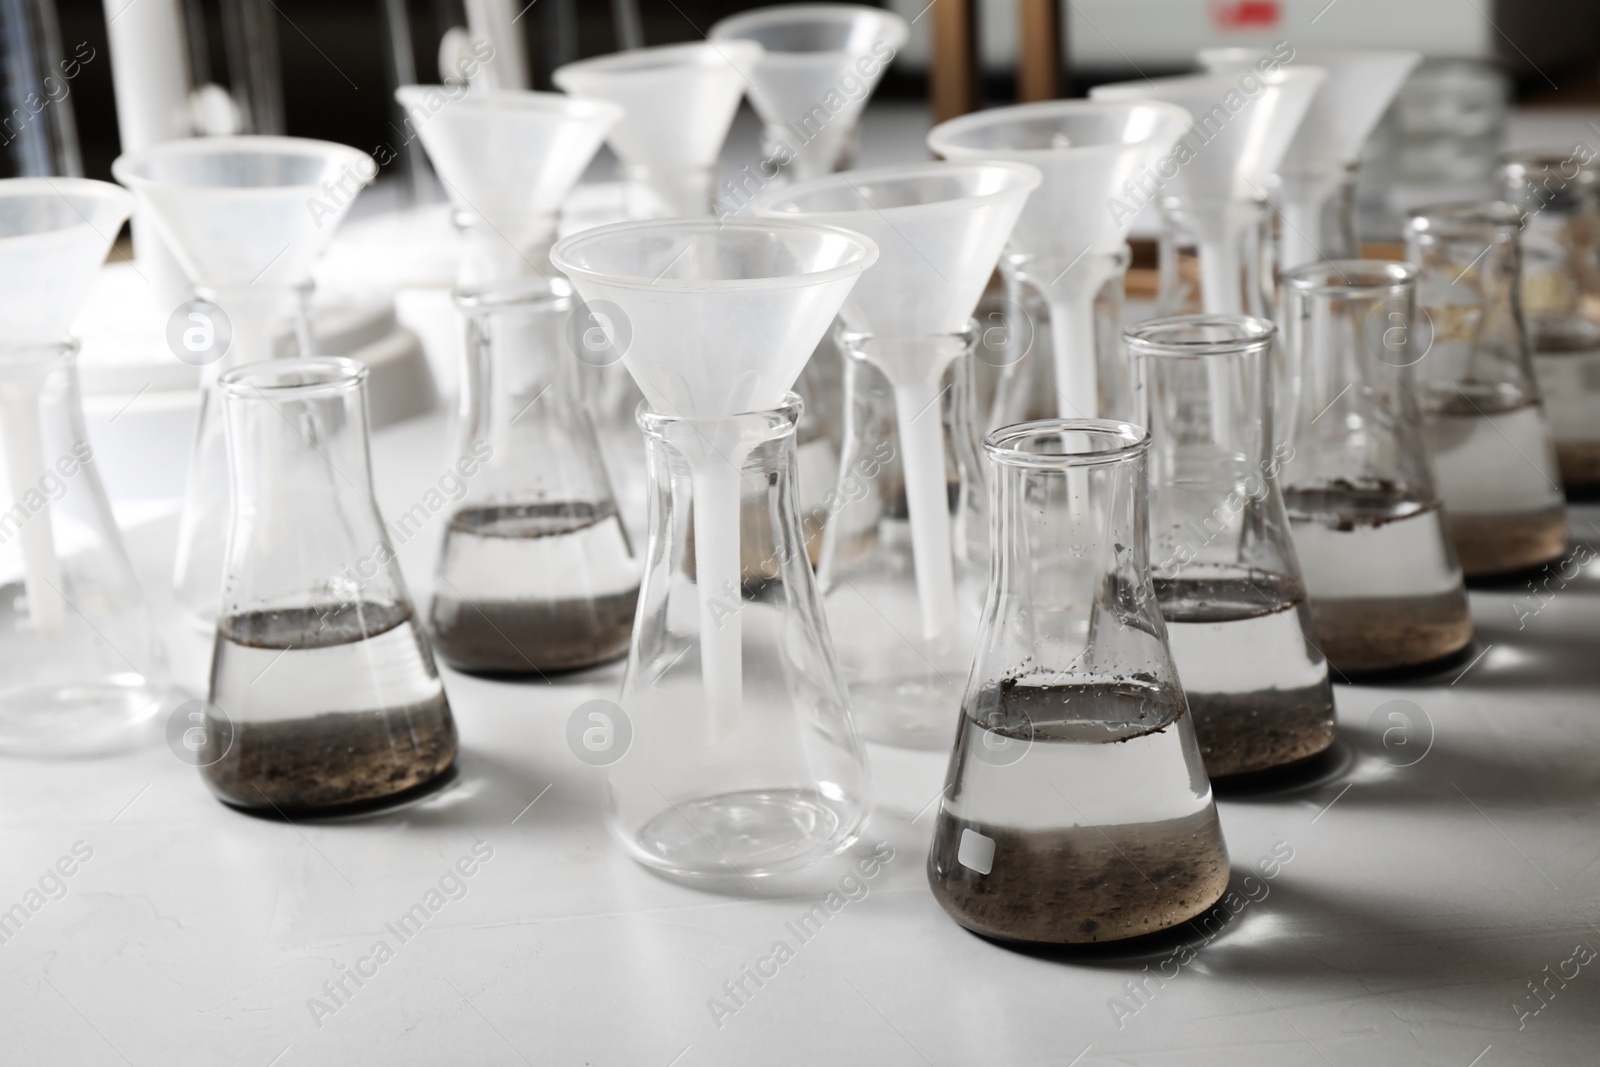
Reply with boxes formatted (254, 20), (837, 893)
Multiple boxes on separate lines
(431, 502), (638, 674)
(205, 604), (457, 813)
(1185, 689), (1336, 778)
(1305, 590), (1473, 674)
(1448, 505), (1569, 577)
(928, 682), (1228, 945)
(1555, 443), (1600, 495)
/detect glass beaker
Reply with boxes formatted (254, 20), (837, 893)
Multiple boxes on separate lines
(1405, 201), (1568, 576)
(0, 343), (169, 756)
(1279, 261), (1473, 674)
(928, 420), (1229, 945)
(1499, 151), (1600, 497)
(610, 395), (871, 877)
(816, 325), (987, 749)
(430, 280), (641, 675)
(1128, 315), (1335, 779)
(207, 358), (457, 814)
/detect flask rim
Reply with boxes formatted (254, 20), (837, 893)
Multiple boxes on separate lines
(1405, 200), (1522, 237)
(220, 356), (367, 400)
(1283, 259), (1415, 297)
(1124, 314), (1275, 358)
(454, 276), (572, 311)
(1498, 151), (1600, 186)
(634, 391), (803, 436)
(984, 418), (1148, 470)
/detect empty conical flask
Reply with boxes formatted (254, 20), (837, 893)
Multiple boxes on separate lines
(1406, 202), (1568, 576)
(0, 343), (169, 756)
(207, 358), (457, 814)
(928, 420), (1229, 945)
(1499, 152), (1600, 496)
(1279, 262), (1473, 675)
(1128, 315), (1335, 779)
(611, 396), (872, 877)
(429, 280), (641, 675)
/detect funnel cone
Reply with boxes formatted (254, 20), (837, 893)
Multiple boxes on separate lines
(553, 218), (876, 738)
(928, 101), (1189, 417)
(754, 161), (1038, 638)
(395, 87), (622, 284)
(554, 41), (761, 217)
(1092, 70), (1324, 314)
(1200, 48), (1420, 269)
(711, 4), (908, 183)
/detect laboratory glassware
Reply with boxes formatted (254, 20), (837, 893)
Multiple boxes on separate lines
(1154, 196), (1275, 320)
(1278, 261), (1473, 674)
(551, 218), (875, 877)
(1499, 151), (1600, 496)
(753, 160), (1039, 748)
(709, 3), (909, 183)
(1128, 315), (1335, 778)
(0, 0), (82, 179)
(927, 100), (1189, 420)
(0, 178), (168, 756)
(1405, 201), (1568, 576)
(554, 41), (761, 218)
(113, 136), (374, 627)
(207, 358), (456, 814)
(928, 419), (1229, 944)
(430, 279), (640, 674)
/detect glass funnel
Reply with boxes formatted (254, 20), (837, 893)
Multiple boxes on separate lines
(709, 3), (909, 183)
(0, 177), (167, 757)
(429, 280), (640, 675)
(1499, 151), (1600, 497)
(553, 41), (761, 217)
(551, 218), (876, 877)
(1279, 261), (1472, 675)
(112, 136), (375, 628)
(752, 160), (1039, 749)
(1128, 315), (1335, 779)
(207, 358), (457, 814)
(1405, 201), (1567, 577)
(928, 420), (1228, 945)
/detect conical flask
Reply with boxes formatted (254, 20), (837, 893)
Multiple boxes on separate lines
(710, 3), (909, 183)
(1091, 69), (1325, 316)
(927, 100), (1190, 422)
(1500, 152), (1600, 496)
(1279, 261), (1473, 674)
(1200, 48), (1420, 272)
(553, 41), (761, 218)
(1127, 315), (1335, 778)
(429, 280), (641, 675)
(753, 160), (1040, 749)
(393, 87), (622, 286)
(113, 136), (375, 628)
(928, 420), (1229, 945)
(0, 178), (169, 756)
(207, 358), (457, 814)
(1405, 201), (1568, 576)
(551, 218), (877, 877)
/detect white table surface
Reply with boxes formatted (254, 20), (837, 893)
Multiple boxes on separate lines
(3, 403), (1599, 1066)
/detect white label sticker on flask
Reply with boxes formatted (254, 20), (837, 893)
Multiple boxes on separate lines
(957, 829), (995, 875)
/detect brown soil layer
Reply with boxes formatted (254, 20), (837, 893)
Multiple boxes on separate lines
(1450, 506), (1569, 577)
(202, 698), (457, 813)
(1306, 590), (1473, 674)
(1188, 687), (1337, 778)
(1557, 442), (1600, 495)
(429, 590), (636, 675)
(927, 808), (1229, 945)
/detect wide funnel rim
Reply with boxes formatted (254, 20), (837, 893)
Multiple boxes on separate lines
(551, 217), (878, 294)
(709, 3), (909, 64)
(749, 159), (1041, 223)
(0, 177), (133, 240)
(112, 136), (375, 199)
(928, 99), (1193, 160)
(554, 39), (763, 85)
(393, 85), (624, 126)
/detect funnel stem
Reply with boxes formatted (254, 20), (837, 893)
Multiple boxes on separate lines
(891, 380), (958, 640)
(690, 456), (746, 741)
(1047, 294), (1099, 420)
(0, 388), (66, 635)
(1279, 198), (1323, 276)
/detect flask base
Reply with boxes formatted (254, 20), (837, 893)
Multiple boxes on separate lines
(0, 682), (163, 758)
(1556, 442), (1600, 498)
(1450, 505), (1569, 578)
(1306, 590), (1474, 675)
(1189, 685), (1337, 779)
(623, 787), (865, 878)
(429, 591), (637, 676)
